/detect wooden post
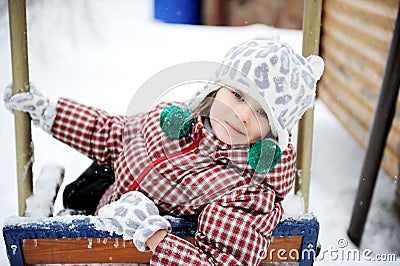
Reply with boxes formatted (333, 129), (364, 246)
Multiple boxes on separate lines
(348, 5), (400, 247)
(8, 0), (33, 216)
(395, 146), (400, 214)
(295, 0), (323, 213)
(201, 0), (226, 26)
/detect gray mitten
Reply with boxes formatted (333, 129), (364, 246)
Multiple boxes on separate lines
(4, 83), (57, 134)
(98, 191), (171, 252)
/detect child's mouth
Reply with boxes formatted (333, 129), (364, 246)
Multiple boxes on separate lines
(225, 121), (245, 136)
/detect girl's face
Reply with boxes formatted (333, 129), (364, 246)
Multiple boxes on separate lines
(209, 87), (271, 145)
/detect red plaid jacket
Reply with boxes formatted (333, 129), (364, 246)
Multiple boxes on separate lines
(52, 98), (297, 265)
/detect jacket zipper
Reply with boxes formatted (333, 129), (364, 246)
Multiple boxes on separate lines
(127, 136), (202, 192)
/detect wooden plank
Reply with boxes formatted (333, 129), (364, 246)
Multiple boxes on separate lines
(321, 59), (376, 115)
(23, 238), (151, 264)
(321, 59), (400, 148)
(319, 86), (369, 146)
(338, 0), (399, 24)
(321, 63), (373, 131)
(320, 46), (400, 167)
(3, 215), (319, 265)
(321, 4), (400, 113)
(319, 86), (399, 180)
(320, 0), (400, 180)
(320, 44), (400, 160)
(329, 0), (398, 37)
(321, 14), (388, 75)
(321, 27), (384, 92)
(267, 236), (304, 262)
(22, 236), (303, 264)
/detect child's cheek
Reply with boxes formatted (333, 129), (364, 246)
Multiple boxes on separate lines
(210, 101), (232, 120)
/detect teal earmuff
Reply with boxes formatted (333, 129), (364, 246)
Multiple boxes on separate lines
(248, 139), (282, 173)
(160, 105), (194, 139)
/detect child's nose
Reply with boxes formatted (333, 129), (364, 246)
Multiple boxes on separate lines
(237, 105), (253, 124)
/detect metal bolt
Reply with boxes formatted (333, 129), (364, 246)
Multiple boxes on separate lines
(10, 244), (17, 255)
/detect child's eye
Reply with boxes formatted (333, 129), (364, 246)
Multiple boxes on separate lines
(232, 91), (244, 101)
(258, 109), (268, 119)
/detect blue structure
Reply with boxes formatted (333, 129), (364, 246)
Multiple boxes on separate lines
(3, 214), (319, 265)
(154, 0), (200, 25)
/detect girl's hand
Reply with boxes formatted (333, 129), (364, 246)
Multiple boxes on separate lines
(3, 83), (56, 134)
(98, 191), (171, 252)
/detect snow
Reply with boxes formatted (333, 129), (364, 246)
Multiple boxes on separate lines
(25, 164), (64, 217)
(3, 214), (95, 229)
(0, 0), (398, 264)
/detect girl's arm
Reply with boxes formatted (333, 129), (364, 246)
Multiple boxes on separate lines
(52, 98), (144, 169)
(149, 197), (283, 265)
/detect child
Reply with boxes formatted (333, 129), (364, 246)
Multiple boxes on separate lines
(5, 33), (324, 265)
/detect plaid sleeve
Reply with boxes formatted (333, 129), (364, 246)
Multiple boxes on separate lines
(266, 143), (297, 198)
(51, 98), (129, 168)
(151, 234), (215, 265)
(151, 189), (282, 265)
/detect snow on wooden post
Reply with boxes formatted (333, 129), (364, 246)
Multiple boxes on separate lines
(295, 0), (323, 213)
(8, 0), (33, 216)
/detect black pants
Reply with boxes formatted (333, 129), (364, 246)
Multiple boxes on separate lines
(63, 162), (115, 215)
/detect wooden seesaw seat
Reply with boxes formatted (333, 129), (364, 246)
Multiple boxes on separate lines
(3, 214), (319, 265)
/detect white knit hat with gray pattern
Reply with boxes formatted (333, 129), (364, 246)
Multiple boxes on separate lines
(188, 32), (324, 150)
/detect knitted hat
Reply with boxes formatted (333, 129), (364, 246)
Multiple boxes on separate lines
(188, 33), (324, 150)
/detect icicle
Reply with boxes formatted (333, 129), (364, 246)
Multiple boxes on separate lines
(103, 238), (108, 244)
(122, 240), (126, 248)
(97, 238), (101, 244)
(114, 238), (119, 248)
(87, 238), (93, 249)
(22, 239), (26, 248)
(33, 239), (38, 247)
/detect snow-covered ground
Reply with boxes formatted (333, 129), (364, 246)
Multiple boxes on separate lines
(0, 0), (398, 265)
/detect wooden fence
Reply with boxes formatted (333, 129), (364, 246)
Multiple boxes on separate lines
(319, 0), (400, 180)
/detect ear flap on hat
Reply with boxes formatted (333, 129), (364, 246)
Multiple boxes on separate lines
(306, 55), (325, 79)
